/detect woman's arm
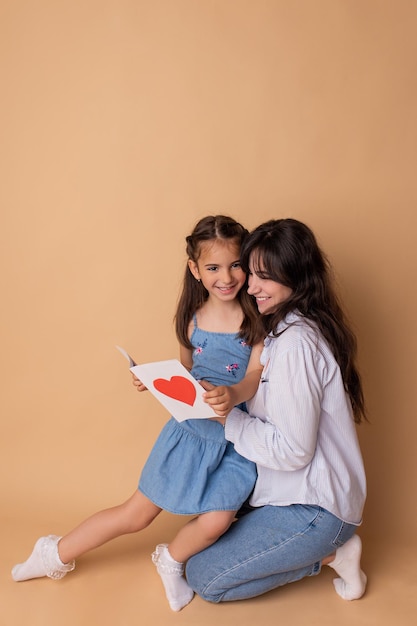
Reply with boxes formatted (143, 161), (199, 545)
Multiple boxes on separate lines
(225, 339), (324, 471)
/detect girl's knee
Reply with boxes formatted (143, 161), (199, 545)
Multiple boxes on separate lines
(120, 491), (161, 532)
(198, 511), (235, 543)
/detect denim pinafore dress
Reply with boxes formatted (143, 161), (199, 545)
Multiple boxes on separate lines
(138, 316), (257, 514)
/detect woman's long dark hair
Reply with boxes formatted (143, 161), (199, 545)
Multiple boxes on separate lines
(175, 215), (258, 350)
(240, 218), (366, 423)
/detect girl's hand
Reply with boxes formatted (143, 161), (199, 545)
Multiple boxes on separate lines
(131, 373), (147, 392)
(200, 381), (235, 417)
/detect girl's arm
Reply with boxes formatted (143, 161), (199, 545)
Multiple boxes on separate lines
(203, 342), (264, 416)
(179, 343), (193, 371)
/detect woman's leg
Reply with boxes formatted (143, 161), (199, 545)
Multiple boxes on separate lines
(152, 510), (236, 612)
(326, 534), (367, 600)
(12, 490), (161, 581)
(186, 504), (363, 603)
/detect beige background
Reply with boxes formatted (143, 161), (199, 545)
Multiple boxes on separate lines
(1, 1), (416, 625)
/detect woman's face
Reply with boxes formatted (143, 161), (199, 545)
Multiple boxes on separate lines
(247, 256), (293, 314)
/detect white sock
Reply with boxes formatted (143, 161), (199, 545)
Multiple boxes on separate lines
(327, 534), (367, 600)
(151, 544), (194, 612)
(12, 535), (75, 582)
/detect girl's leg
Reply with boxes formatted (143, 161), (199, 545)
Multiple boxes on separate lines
(169, 509), (236, 562)
(152, 510), (236, 612)
(186, 505), (365, 603)
(12, 490), (161, 582)
(58, 490), (161, 562)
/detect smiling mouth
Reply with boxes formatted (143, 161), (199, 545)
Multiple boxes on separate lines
(219, 285), (235, 291)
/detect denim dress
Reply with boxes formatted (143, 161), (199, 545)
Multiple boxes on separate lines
(138, 316), (257, 514)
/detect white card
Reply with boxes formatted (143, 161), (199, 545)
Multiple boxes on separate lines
(117, 347), (216, 422)
(116, 345), (137, 367)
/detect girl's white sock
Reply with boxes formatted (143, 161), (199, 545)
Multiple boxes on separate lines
(11, 535), (75, 582)
(327, 534), (367, 600)
(152, 544), (194, 611)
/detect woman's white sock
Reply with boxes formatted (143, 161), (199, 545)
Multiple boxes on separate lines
(327, 534), (367, 600)
(152, 544), (194, 611)
(11, 535), (75, 582)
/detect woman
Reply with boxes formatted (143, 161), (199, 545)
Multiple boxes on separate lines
(189, 218), (367, 603)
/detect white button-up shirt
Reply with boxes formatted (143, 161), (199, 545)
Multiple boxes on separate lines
(225, 312), (366, 525)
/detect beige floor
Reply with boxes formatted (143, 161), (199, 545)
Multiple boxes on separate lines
(2, 512), (415, 626)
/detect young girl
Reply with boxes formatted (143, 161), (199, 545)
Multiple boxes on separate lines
(12, 215), (263, 612)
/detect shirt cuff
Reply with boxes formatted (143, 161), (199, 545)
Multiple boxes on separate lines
(224, 406), (245, 442)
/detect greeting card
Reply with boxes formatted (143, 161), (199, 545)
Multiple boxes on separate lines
(116, 346), (216, 422)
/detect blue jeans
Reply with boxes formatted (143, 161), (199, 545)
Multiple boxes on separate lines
(186, 504), (358, 602)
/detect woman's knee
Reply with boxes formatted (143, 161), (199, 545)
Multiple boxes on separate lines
(186, 553), (222, 603)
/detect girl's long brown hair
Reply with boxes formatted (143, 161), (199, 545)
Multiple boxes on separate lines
(175, 215), (258, 350)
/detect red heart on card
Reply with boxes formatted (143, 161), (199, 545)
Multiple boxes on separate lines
(153, 376), (197, 406)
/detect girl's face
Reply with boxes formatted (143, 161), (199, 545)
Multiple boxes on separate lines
(188, 239), (246, 303)
(247, 256), (293, 314)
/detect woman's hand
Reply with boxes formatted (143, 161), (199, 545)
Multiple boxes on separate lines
(131, 373), (147, 392)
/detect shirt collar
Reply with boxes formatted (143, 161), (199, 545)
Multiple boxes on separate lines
(263, 310), (301, 347)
